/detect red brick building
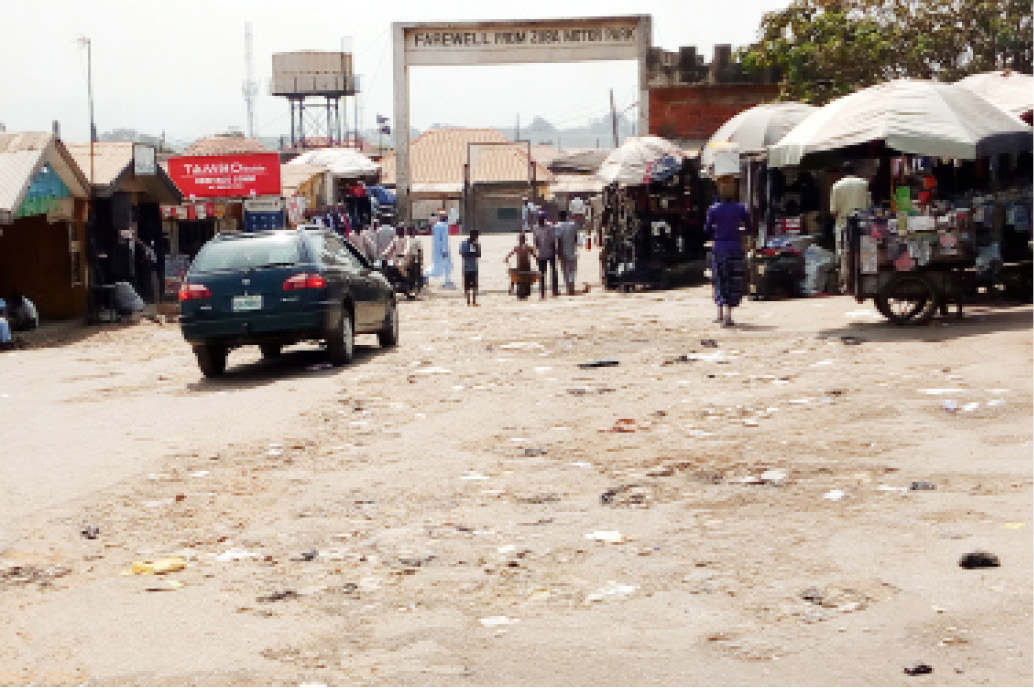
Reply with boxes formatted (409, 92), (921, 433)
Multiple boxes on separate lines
(647, 45), (780, 148)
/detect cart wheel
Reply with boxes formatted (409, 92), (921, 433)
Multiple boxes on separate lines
(875, 273), (939, 325)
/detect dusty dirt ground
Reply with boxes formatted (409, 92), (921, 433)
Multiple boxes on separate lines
(0, 234), (1031, 686)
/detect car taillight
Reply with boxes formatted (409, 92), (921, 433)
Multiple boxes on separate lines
(178, 283), (211, 301)
(283, 273), (327, 290)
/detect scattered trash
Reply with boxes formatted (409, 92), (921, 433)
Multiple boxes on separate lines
(257, 589), (299, 603)
(305, 362), (333, 372)
(586, 582), (638, 603)
(523, 446), (547, 457)
(920, 388), (963, 395)
(585, 530), (626, 544)
(986, 399), (1006, 408)
(1003, 522), (1024, 529)
(941, 400), (959, 413)
(823, 489), (846, 502)
(742, 418), (760, 427)
(267, 443), (284, 457)
(144, 579), (184, 592)
(412, 366), (451, 376)
(688, 429), (714, 438)
(700, 339), (719, 348)
(958, 551), (1000, 569)
(80, 525), (100, 540)
(903, 663), (933, 676)
(190, 470), (210, 478)
(909, 481), (936, 491)
(215, 548), (260, 562)
(499, 342), (544, 351)
(811, 359), (835, 367)
(761, 469), (788, 484)
(600, 484), (650, 507)
(607, 418), (647, 433)
(460, 471), (490, 481)
(579, 359), (620, 369)
(292, 549), (318, 562)
(841, 336), (865, 345)
(480, 615), (518, 627)
(961, 402), (980, 413)
(125, 557), (186, 576)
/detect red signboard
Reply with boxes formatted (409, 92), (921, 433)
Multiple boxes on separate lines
(167, 153), (281, 198)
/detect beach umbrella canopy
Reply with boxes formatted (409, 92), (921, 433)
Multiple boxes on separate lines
(768, 79), (1033, 167)
(597, 136), (682, 185)
(702, 102), (817, 169)
(956, 71), (1034, 122)
(288, 147), (380, 177)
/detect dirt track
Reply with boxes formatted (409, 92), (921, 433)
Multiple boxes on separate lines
(1, 235), (1031, 686)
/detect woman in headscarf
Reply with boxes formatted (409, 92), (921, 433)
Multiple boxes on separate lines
(705, 177), (752, 327)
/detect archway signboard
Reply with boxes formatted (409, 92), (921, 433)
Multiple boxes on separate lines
(392, 15), (651, 221)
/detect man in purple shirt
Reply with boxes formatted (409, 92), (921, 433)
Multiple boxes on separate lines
(704, 183), (752, 327)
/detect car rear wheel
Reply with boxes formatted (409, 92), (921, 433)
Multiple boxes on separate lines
(378, 300), (399, 347)
(195, 344), (227, 378)
(326, 309), (354, 365)
(259, 343), (282, 359)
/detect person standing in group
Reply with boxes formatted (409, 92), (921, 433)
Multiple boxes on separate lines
(360, 223), (378, 263)
(532, 214), (558, 299)
(504, 231), (538, 300)
(521, 197), (535, 231)
(458, 228), (482, 306)
(375, 219), (396, 259)
(829, 161), (872, 291)
(425, 211), (455, 288)
(705, 177), (752, 327)
(554, 210), (579, 296)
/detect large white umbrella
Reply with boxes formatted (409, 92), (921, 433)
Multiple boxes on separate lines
(596, 136), (682, 185)
(956, 71), (1034, 122)
(288, 147), (380, 177)
(701, 102), (817, 169)
(768, 79), (1033, 167)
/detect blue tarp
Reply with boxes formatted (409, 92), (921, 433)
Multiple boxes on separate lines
(367, 185), (396, 206)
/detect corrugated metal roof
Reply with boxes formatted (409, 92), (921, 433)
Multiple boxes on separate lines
(183, 136), (269, 156)
(0, 149), (44, 213)
(64, 141), (134, 186)
(381, 128), (553, 187)
(0, 132), (53, 154)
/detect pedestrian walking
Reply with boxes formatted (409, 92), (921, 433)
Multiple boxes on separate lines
(705, 177), (752, 327)
(532, 214), (559, 298)
(458, 229), (481, 306)
(554, 210), (579, 295)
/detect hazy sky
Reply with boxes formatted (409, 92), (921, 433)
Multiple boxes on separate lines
(2, 0), (788, 145)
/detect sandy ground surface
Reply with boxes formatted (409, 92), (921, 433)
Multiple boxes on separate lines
(0, 234), (1031, 686)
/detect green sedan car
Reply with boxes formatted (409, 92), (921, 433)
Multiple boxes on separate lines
(179, 227), (398, 377)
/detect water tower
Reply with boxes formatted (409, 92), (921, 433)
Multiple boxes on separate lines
(271, 51), (357, 149)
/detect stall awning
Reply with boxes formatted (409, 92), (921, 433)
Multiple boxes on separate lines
(768, 79), (1033, 167)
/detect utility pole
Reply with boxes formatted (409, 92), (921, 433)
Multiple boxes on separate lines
(77, 36), (95, 187)
(609, 88), (619, 148)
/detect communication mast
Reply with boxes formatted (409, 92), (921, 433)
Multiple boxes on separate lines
(242, 22), (258, 138)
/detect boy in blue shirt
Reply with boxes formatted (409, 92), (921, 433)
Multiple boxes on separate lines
(458, 229), (481, 306)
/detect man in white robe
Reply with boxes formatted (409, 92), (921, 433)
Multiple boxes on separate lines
(425, 211), (455, 288)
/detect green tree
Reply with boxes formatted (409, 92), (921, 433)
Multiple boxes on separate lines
(740, 0), (1032, 104)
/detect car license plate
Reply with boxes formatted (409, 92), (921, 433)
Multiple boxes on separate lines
(232, 294), (262, 311)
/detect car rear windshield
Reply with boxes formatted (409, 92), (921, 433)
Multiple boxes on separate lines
(190, 235), (304, 272)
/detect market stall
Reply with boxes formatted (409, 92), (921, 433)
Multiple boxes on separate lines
(768, 78), (1033, 324)
(596, 137), (710, 290)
